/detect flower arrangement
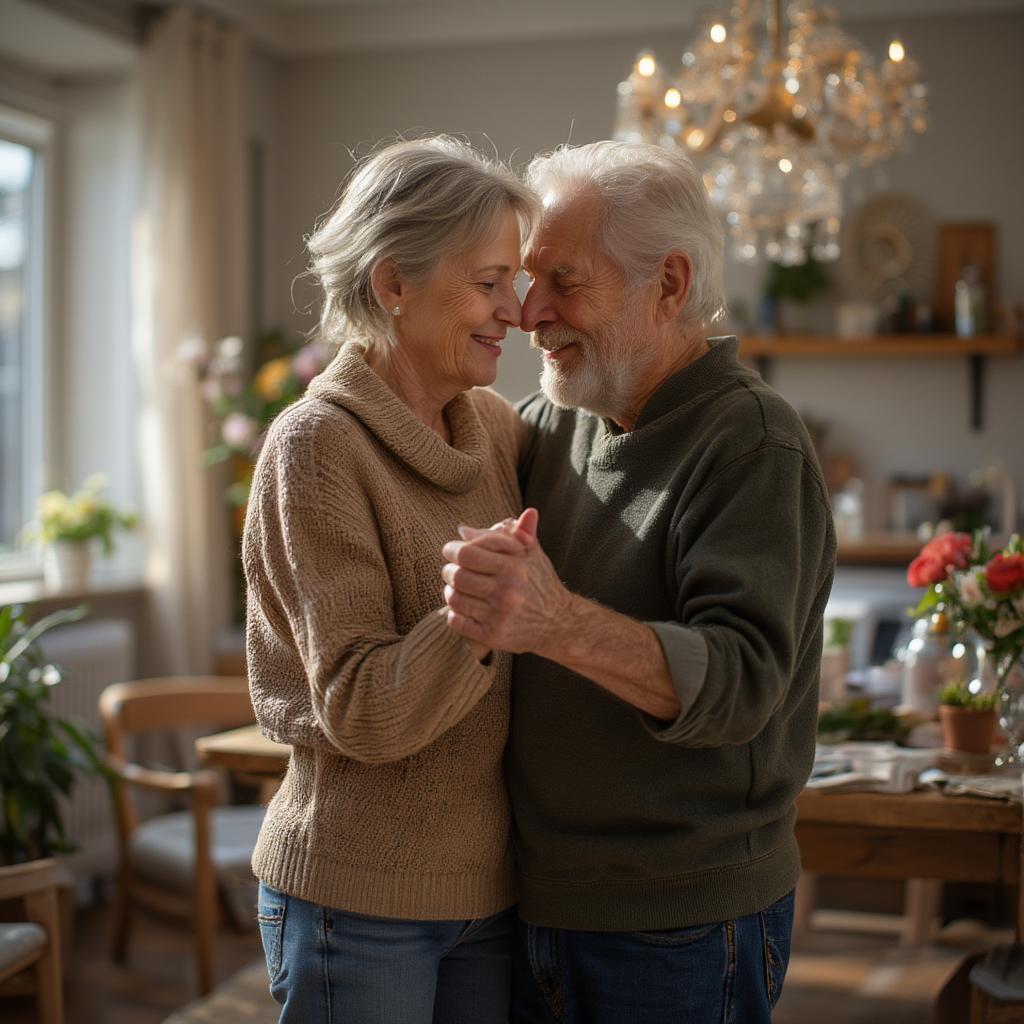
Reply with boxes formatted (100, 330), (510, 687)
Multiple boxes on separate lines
(907, 530), (1024, 686)
(180, 330), (332, 506)
(23, 473), (137, 555)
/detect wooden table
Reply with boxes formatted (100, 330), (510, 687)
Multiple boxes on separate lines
(197, 726), (1023, 930)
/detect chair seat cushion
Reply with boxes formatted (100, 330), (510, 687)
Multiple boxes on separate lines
(970, 944), (1024, 1002)
(130, 805), (265, 928)
(0, 922), (47, 973)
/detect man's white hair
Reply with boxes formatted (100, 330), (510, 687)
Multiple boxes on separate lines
(526, 141), (727, 328)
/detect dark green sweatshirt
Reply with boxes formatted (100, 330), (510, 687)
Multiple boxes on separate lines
(509, 336), (836, 931)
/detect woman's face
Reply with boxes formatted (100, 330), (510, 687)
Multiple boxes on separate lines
(396, 209), (523, 394)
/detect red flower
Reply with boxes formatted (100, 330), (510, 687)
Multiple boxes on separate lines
(907, 532), (973, 588)
(986, 554), (1024, 594)
(908, 553), (947, 587)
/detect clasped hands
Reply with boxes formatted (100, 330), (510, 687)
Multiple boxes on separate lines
(441, 508), (571, 658)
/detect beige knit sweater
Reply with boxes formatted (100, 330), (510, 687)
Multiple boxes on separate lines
(243, 342), (525, 919)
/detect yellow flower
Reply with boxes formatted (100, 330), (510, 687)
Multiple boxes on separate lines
(255, 358), (292, 400)
(69, 496), (97, 528)
(37, 491), (69, 522)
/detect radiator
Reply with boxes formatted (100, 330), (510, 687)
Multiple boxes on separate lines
(40, 618), (135, 888)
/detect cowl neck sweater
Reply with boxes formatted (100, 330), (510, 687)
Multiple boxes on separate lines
(245, 342), (525, 918)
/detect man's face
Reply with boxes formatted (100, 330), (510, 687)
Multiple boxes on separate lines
(521, 192), (658, 420)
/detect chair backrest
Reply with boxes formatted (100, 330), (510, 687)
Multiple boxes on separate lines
(99, 676), (254, 760)
(99, 676), (255, 839)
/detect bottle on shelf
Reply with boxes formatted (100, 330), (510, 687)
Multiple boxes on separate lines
(954, 262), (987, 338)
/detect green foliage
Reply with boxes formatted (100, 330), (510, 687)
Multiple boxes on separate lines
(938, 683), (996, 711)
(817, 698), (912, 744)
(0, 604), (113, 865)
(764, 258), (830, 305)
(825, 617), (854, 650)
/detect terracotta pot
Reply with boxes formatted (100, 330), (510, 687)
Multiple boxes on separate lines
(938, 705), (997, 755)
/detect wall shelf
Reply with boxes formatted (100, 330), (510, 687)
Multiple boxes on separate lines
(738, 334), (1021, 430)
(738, 334), (1020, 358)
(836, 533), (922, 567)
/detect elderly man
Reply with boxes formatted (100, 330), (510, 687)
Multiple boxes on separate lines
(442, 141), (836, 1023)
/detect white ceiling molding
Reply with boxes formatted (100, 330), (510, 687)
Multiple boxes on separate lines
(230, 0), (1024, 56)
(0, 0), (138, 77)
(3, 0), (1023, 65)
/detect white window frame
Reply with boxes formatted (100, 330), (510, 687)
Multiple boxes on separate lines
(0, 103), (55, 580)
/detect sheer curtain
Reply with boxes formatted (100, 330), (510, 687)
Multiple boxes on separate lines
(133, 5), (248, 675)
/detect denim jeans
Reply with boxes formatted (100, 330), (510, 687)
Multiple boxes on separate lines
(257, 882), (514, 1024)
(511, 889), (795, 1023)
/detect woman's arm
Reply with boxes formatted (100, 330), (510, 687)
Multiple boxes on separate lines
(244, 408), (498, 764)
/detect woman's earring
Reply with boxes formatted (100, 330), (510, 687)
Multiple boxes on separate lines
(391, 305), (401, 316)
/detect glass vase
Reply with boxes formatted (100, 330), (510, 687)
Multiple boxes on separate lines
(994, 653), (1024, 768)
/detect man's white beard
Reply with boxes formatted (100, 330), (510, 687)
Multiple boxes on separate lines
(535, 300), (655, 422)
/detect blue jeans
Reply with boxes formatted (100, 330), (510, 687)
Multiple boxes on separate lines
(257, 882), (514, 1023)
(511, 889), (795, 1023)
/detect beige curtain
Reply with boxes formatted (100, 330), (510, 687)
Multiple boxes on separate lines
(133, 6), (248, 675)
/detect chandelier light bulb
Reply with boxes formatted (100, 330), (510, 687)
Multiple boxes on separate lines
(613, 2), (927, 263)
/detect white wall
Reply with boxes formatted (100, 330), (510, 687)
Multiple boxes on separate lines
(260, 10), (1024, 533)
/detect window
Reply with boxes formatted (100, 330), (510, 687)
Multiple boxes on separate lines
(0, 107), (51, 573)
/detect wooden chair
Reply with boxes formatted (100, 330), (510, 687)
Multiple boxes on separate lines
(0, 859), (64, 1024)
(99, 676), (264, 995)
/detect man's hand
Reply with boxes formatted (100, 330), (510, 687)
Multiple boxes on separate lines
(442, 508), (572, 655)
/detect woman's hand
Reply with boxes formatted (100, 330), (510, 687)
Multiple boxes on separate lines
(447, 511), (535, 660)
(442, 509), (573, 656)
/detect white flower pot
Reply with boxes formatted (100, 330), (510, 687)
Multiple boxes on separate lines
(43, 541), (93, 591)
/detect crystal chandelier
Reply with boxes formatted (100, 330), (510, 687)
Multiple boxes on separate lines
(614, 0), (927, 265)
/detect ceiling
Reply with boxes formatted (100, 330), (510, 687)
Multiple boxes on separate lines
(223, 0), (1024, 55)
(1, 0), (1023, 73)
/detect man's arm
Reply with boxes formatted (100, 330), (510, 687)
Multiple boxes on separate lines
(441, 512), (681, 720)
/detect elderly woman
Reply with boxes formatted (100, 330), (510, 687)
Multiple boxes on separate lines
(243, 137), (536, 1024)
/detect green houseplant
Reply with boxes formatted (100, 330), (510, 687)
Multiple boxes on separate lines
(937, 683), (998, 755)
(0, 604), (112, 865)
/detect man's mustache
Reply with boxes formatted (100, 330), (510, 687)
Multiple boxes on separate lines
(531, 326), (591, 352)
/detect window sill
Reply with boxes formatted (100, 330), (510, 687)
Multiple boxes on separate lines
(0, 572), (146, 610)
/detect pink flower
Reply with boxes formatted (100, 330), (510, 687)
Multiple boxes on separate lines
(292, 342), (331, 384)
(177, 334), (208, 368)
(222, 412), (259, 450)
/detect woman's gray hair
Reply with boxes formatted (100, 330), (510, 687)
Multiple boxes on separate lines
(526, 141), (727, 328)
(308, 136), (538, 350)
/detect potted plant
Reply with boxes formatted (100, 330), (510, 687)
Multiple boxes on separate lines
(0, 604), (112, 865)
(820, 617), (853, 705)
(22, 474), (137, 591)
(937, 684), (998, 755)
